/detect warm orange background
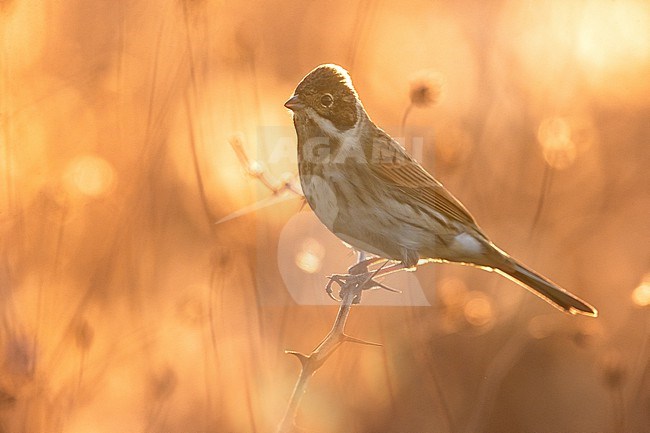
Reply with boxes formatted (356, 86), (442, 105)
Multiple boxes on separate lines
(1, 1), (649, 432)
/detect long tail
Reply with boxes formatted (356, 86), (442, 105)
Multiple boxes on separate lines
(496, 260), (598, 317)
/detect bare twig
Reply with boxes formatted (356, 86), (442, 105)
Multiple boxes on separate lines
(346, 0), (379, 73)
(629, 312), (650, 414)
(528, 161), (554, 238)
(215, 136), (303, 225)
(465, 330), (530, 433)
(400, 103), (413, 139)
(230, 135), (302, 196)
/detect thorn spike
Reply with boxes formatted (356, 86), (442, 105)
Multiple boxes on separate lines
(285, 351), (310, 366)
(343, 334), (382, 347)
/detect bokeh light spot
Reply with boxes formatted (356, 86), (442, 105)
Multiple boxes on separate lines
(576, 1), (650, 76)
(464, 292), (493, 327)
(632, 273), (650, 307)
(503, 1), (650, 106)
(248, 160), (264, 176)
(437, 277), (467, 307)
(527, 315), (556, 339)
(295, 238), (325, 274)
(537, 117), (577, 169)
(64, 155), (115, 197)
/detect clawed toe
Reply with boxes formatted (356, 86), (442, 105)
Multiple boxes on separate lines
(325, 265), (401, 303)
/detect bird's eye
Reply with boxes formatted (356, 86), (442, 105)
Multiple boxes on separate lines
(320, 93), (333, 107)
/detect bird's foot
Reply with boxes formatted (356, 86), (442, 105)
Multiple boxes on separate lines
(326, 260), (401, 303)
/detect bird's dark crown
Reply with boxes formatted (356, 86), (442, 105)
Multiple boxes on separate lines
(291, 64), (359, 131)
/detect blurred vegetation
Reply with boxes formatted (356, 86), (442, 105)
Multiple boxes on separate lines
(1, 0), (649, 432)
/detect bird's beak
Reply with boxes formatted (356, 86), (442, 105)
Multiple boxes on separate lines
(284, 95), (304, 111)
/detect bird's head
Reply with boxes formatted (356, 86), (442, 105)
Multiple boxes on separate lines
(285, 64), (360, 132)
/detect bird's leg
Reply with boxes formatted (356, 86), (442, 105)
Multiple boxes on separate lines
(372, 262), (407, 278)
(348, 255), (384, 275)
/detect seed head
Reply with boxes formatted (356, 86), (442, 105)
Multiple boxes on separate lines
(600, 351), (627, 390)
(409, 72), (443, 108)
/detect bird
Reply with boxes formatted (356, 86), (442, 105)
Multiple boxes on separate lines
(284, 64), (597, 317)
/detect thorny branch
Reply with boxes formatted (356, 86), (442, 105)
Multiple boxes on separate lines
(224, 136), (407, 432)
(277, 257), (385, 433)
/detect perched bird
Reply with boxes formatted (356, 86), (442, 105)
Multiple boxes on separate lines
(284, 64), (597, 317)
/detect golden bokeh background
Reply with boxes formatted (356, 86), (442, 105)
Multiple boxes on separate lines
(1, 0), (649, 432)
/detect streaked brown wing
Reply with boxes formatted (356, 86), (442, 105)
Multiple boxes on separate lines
(367, 133), (478, 228)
